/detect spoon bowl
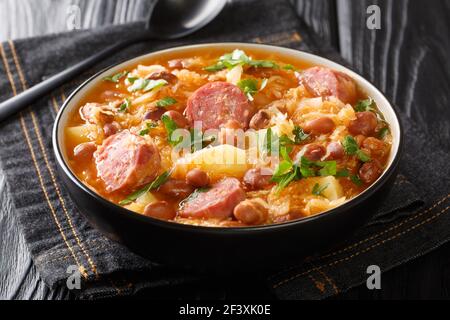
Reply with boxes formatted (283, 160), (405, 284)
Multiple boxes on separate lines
(147, 0), (227, 39)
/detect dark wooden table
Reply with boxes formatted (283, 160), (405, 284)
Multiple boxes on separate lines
(1, 0), (449, 300)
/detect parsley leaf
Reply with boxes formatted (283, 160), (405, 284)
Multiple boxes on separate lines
(282, 64), (296, 71)
(342, 136), (371, 162)
(312, 183), (329, 196)
(119, 171), (171, 205)
(161, 114), (182, 146)
(350, 174), (363, 186)
(378, 127), (390, 139)
(127, 78), (167, 92)
(248, 60), (279, 69)
(335, 169), (350, 177)
(139, 122), (158, 136)
(317, 161), (337, 176)
(103, 71), (128, 83)
(118, 98), (131, 113)
(204, 49), (279, 72)
(354, 98), (375, 112)
(237, 78), (258, 100)
(293, 126), (309, 143)
(156, 97), (177, 107)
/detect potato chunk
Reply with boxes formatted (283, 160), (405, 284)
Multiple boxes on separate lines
(172, 144), (249, 181)
(66, 125), (98, 145)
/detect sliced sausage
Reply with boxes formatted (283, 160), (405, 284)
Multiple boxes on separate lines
(179, 178), (245, 220)
(299, 66), (357, 104)
(303, 117), (336, 135)
(94, 130), (161, 192)
(348, 111), (378, 136)
(185, 81), (252, 130)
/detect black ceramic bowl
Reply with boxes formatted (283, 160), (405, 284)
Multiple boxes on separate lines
(53, 43), (402, 271)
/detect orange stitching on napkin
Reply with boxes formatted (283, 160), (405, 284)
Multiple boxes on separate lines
(317, 268), (339, 295)
(308, 274), (325, 294)
(273, 204), (450, 289)
(317, 194), (449, 261)
(0, 44), (17, 96)
(0, 42), (88, 278)
(270, 194), (449, 282)
(51, 95), (60, 114)
(8, 40), (99, 278)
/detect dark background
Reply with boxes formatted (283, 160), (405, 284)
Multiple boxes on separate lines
(0, 0), (449, 299)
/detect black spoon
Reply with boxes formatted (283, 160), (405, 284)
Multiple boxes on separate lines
(0, 0), (226, 122)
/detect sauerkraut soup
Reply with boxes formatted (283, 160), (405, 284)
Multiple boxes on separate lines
(64, 47), (392, 227)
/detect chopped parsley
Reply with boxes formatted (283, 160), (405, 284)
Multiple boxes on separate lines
(263, 126), (309, 156)
(378, 127), (390, 139)
(139, 122), (158, 136)
(204, 49), (279, 72)
(103, 71), (128, 83)
(335, 169), (350, 177)
(282, 64), (296, 71)
(312, 183), (329, 196)
(161, 114), (182, 146)
(155, 97), (177, 108)
(118, 98), (131, 113)
(119, 171), (171, 205)
(292, 126), (310, 143)
(342, 136), (371, 162)
(237, 78), (269, 100)
(354, 98), (376, 112)
(237, 78), (258, 100)
(271, 153), (338, 192)
(127, 78), (168, 92)
(248, 60), (279, 69)
(350, 174), (363, 186)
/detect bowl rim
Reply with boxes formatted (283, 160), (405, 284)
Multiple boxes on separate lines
(52, 42), (403, 234)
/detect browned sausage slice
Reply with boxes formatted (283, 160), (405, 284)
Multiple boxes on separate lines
(299, 67), (357, 104)
(179, 178), (245, 220)
(185, 82), (252, 130)
(94, 130), (161, 192)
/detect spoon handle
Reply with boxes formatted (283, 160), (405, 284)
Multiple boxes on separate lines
(0, 35), (147, 122)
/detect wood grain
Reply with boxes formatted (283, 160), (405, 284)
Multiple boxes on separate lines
(336, 0), (450, 148)
(0, 0), (152, 41)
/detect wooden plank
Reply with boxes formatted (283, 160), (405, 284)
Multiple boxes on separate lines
(291, 0), (340, 49)
(336, 0), (450, 148)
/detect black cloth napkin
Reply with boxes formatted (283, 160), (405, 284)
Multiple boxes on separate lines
(0, 0), (447, 299)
